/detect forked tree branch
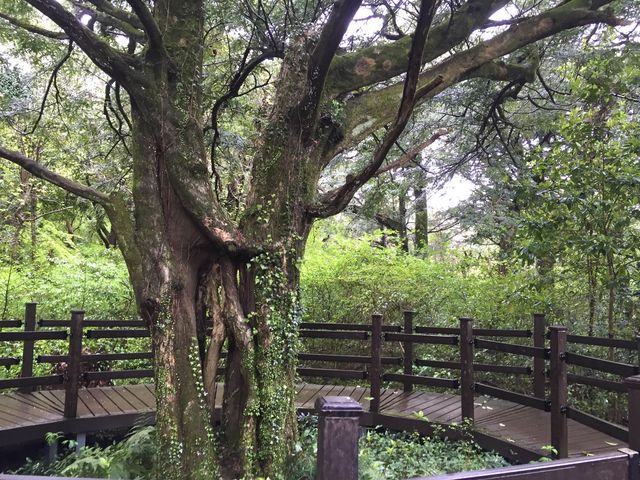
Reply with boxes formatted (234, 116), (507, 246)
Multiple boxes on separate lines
(324, 0), (509, 97)
(299, 0), (363, 124)
(0, 145), (109, 205)
(82, 0), (143, 30)
(308, 0), (441, 219)
(373, 129), (447, 177)
(70, 1), (145, 42)
(339, 0), (620, 150)
(23, 0), (147, 94)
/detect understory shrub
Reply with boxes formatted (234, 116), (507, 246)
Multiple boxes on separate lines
(13, 418), (508, 480)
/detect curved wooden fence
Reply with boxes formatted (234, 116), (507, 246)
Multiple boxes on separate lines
(1, 303), (640, 459)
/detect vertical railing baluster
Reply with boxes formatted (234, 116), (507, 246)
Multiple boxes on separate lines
(403, 310), (414, 393)
(533, 313), (546, 398)
(625, 375), (640, 452)
(550, 325), (568, 458)
(64, 310), (84, 419)
(460, 317), (474, 423)
(369, 313), (382, 413)
(19, 302), (37, 393)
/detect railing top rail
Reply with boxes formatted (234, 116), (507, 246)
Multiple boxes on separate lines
(566, 334), (638, 350)
(565, 351), (639, 377)
(407, 449), (638, 480)
(38, 319), (146, 328)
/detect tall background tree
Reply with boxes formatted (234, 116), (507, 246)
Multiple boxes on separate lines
(0, 0), (630, 478)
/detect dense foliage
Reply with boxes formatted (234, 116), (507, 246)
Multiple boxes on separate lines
(13, 418), (508, 480)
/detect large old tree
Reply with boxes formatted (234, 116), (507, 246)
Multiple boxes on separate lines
(0, 0), (626, 477)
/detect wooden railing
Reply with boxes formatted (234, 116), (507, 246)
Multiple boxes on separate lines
(311, 394), (640, 480)
(1, 303), (640, 458)
(0, 395), (638, 480)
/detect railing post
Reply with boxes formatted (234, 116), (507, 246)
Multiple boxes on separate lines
(315, 396), (363, 480)
(403, 310), (414, 393)
(460, 317), (474, 423)
(19, 302), (37, 393)
(549, 325), (568, 458)
(533, 313), (546, 398)
(369, 313), (382, 413)
(64, 310), (84, 419)
(625, 375), (640, 452)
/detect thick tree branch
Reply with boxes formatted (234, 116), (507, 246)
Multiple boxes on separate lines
(0, 11), (67, 39)
(340, 0), (619, 150)
(308, 0), (441, 219)
(0, 145), (109, 204)
(24, 0), (147, 94)
(300, 0), (363, 121)
(324, 0), (509, 97)
(126, 0), (164, 55)
(82, 0), (143, 30)
(71, 1), (145, 42)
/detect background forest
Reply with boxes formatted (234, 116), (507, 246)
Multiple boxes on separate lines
(1, 36), (638, 337)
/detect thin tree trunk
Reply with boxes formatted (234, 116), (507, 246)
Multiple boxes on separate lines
(587, 256), (598, 336)
(606, 252), (616, 361)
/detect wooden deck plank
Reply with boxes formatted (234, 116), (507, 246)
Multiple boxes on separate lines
(475, 403), (529, 425)
(296, 385), (322, 409)
(6, 392), (61, 415)
(82, 389), (112, 417)
(87, 387), (127, 414)
(109, 386), (149, 413)
(400, 394), (453, 421)
(32, 390), (64, 411)
(102, 387), (139, 413)
(383, 391), (436, 417)
(77, 390), (100, 417)
(407, 393), (457, 418)
(0, 410), (24, 428)
(122, 385), (155, 410)
(301, 384), (333, 409)
(380, 390), (419, 411)
(423, 396), (463, 423)
(0, 394), (60, 422)
(0, 382), (630, 460)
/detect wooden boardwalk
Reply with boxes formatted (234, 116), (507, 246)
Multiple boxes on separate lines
(0, 383), (627, 461)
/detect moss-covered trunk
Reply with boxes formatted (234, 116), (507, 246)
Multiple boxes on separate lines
(119, 115), (307, 478)
(100, 6), (333, 477)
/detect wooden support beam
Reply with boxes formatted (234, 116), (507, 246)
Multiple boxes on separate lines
(460, 317), (474, 423)
(550, 325), (568, 458)
(64, 310), (84, 418)
(19, 303), (37, 393)
(403, 310), (414, 392)
(369, 313), (382, 413)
